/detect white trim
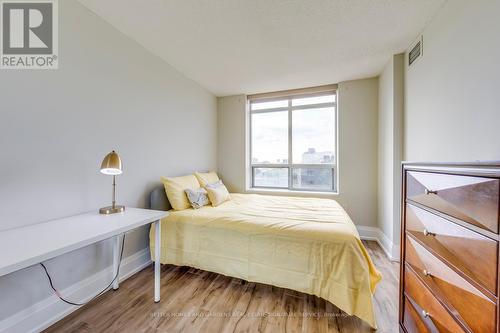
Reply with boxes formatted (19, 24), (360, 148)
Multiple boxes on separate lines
(246, 187), (339, 196)
(356, 225), (400, 262)
(247, 84), (338, 101)
(0, 248), (152, 333)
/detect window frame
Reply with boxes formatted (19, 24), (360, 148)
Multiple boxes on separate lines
(248, 88), (338, 193)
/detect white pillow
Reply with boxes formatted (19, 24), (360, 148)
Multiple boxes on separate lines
(185, 188), (210, 209)
(205, 181), (231, 207)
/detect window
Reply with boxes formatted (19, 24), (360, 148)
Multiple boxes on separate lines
(249, 86), (337, 192)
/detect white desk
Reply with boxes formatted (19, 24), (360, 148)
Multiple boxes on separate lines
(0, 207), (168, 302)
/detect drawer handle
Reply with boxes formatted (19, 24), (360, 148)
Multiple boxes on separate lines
(425, 188), (438, 195)
(422, 310), (430, 318)
(423, 269), (432, 277)
(423, 229), (435, 236)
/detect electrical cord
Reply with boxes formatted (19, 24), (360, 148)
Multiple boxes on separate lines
(40, 234), (126, 306)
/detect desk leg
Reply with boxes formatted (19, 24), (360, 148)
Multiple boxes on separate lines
(112, 234), (122, 290)
(154, 220), (161, 302)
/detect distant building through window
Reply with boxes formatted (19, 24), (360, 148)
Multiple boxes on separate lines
(248, 85), (337, 192)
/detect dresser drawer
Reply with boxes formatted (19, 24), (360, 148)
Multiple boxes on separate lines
(403, 297), (431, 333)
(406, 171), (500, 233)
(406, 203), (498, 294)
(403, 266), (465, 333)
(405, 236), (496, 332)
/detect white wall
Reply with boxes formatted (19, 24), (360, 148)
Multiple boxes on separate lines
(378, 54), (404, 258)
(378, 59), (394, 243)
(336, 78), (379, 228)
(405, 0), (500, 161)
(0, 0), (217, 328)
(217, 95), (247, 192)
(217, 78), (379, 228)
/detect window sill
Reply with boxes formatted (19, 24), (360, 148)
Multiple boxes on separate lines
(246, 187), (339, 197)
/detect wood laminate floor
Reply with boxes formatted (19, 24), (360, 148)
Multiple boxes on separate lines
(44, 241), (399, 333)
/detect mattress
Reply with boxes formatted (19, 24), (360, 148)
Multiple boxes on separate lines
(149, 193), (382, 328)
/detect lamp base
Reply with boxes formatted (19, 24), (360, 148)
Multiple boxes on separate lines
(99, 205), (125, 215)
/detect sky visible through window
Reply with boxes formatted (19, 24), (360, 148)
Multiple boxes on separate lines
(251, 107), (335, 164)
(252, 111), (288, 163)
(292, 107), (335, 163)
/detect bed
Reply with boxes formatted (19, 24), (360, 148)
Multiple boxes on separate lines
(149, 188), (381, 328)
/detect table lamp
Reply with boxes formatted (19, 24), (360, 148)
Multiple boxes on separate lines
(99, 150), (125, 214)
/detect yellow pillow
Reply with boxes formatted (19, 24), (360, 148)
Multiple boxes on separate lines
(161, 175), (200, 210)
(205, 181), (230, 207)
(194, 171), (220, 187)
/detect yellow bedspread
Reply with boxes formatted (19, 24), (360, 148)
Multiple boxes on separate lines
(149, 193), (381, 328)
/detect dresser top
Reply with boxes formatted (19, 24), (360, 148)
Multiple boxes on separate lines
(402, 161), (500, 178)
(0, 207), (168, 277)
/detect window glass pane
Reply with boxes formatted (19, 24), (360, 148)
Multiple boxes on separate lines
(251, 99), (288, 110)
(292, 94), (335, 107)
(251, 111), (288, 164)
(292, 168), (333, 190)
(292, 107), (335, 164)
(253, 168), (288, 188)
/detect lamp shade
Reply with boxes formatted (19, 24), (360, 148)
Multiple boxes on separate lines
(100, 150), (122, 175)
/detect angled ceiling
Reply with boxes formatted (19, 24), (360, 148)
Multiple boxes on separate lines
(78, 0), (445, 96)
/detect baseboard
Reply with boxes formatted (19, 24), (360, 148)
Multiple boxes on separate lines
(356, 225), (400, 262)
(0, 248), (152, 333)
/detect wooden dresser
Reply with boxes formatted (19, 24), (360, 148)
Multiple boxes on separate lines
(399, 163), (500, 333)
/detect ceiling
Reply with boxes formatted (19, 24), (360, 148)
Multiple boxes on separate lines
(78, 0), (445, 96)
